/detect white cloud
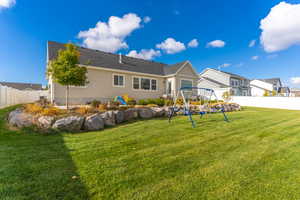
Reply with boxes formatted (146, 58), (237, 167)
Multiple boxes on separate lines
(188, 39), (199, 48)
(143, 16), (151, 23)
(291, 77), (300, 84)
(260, 2), (300, 52)
(251, 55), (259, 60)
(207, 40), (225, 48)
(0, 0), (15, 8)
(156, 38), (186, 54)
(222, 63), (231, 67)
(249, 40), (256, 47)
(78, 13), (142, 53)
(127, 49), (161, 60)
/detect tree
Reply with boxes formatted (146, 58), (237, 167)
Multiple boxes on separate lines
(222, 91), (232, 102)
(47, 43), (88, 109)
(263, 90), (269, 97)
(272, 90), (277, 96)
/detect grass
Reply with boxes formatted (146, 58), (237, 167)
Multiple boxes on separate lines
(1, 106), (300, 199)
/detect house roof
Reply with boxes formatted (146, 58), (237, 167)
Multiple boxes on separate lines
(0, 82), (43, 90)
(47, 41), (188, 76)
(200, 77), (229, 88)
(259, 78), (281, 85)
(200, 68), (248, 80)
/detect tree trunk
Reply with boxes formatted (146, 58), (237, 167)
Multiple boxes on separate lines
(66, 85), (69, 110)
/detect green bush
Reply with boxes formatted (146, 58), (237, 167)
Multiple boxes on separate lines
(91, 100), (101, 108)
(138, 98), (165, 106)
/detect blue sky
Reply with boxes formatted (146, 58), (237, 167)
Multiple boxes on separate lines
(1, 0), (300, 86)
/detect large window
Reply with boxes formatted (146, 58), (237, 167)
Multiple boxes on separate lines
(132, 77), (157, 91)
(113, 74), (124, 87)
(181, 79), (193, 88)
(133, 77), (139, 89)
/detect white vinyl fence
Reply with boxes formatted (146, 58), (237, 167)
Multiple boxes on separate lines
(230, 96), (300, 110)
(0, 85), (49, 109)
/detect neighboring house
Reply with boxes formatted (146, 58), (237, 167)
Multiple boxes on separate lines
(258, 78), (282, 93)
(290, 88), (300, 97)
(0, 82), (43, 91)
(47, 41), (199, 105)
(250, 78), (288, 96)
(198, 68), (251, 98)
(250, 79), (274, 96)
(278, 87), (290, 97)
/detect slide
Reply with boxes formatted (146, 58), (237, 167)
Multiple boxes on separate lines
(114, 96), (127, 105)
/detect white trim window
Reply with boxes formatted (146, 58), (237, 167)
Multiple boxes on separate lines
(113, 74), (125, 87)
(132, 76), (158, 91)
(180, 79), (193, 88)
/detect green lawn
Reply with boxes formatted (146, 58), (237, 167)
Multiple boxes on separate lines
(1, 106), (300, 200)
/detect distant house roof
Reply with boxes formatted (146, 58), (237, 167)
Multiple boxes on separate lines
(200, 77), (229, 88)
(47, 41), (189, 76)
(259, 78), (281, 86)
(200, 68), (248, 80)
(0, 82), (43, 90)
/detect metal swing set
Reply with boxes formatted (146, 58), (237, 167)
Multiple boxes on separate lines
(168, 87), (229, 128)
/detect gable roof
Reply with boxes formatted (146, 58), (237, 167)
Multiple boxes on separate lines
(47, 41), (190, 76)
(200, 68), (248, 80)
(0, 82), (43, 90)
(200, 77), (229, 88)
(259, 78), (281, 86)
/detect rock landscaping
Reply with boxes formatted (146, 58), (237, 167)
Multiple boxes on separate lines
(7, 103), (241, 133)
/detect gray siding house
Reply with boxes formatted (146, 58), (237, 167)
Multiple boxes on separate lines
(198, 68), (251, 96)
(47, 41), (199, 105)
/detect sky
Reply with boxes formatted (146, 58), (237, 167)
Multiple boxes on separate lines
(1, 0), (300, 87)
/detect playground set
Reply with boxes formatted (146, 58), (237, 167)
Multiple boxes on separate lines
(168, 87), (229, 128)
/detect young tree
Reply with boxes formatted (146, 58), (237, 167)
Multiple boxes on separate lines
(222, 91), (232, 102)
(47, 43), (87, 109)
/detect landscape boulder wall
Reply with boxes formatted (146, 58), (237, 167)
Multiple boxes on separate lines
(114, 110), (125, 124)
(150, 107), (167, 117)
(37, 116), (55, 129)
(100, 111), (116, 127)
(124, 108), (139, 121)
(52, 116), (84, 132)
(8, 110), (35, 128)
(84, 113), (104, 131)
(138, 108), (153, 119)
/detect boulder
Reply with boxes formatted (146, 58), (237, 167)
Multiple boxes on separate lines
(52, 116), (84, 132)
(114, 110), (125, 124)
(8, 111), (34, 128)
(124, 108), (139, 121)
(138, 108), (153, 119)
(100, 111), (116, 126)
(150, 107), (166, 117)
(84, 113), (104, 131)
(37, 116), (55, 129)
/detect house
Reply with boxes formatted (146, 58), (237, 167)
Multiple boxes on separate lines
(47, 41), (199, 105)
(258, 78), (282, 92)
(250, 78), (287, 96)
(0, 82), (43, 91)
(290, 88), (300, 97)
(250, 79), (275, 96)
(198, 68), (251, 99)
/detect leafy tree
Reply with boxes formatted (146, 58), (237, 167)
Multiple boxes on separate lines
(272, 90), (277, 96)
(47, 43), (88, 109)
(263, 90), (269, 97)
(222, 91), (232, 102)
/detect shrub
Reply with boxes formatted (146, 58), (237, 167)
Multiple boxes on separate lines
(263, 90), (269, 97)
(98, 104), (107, 111)
(25, 103), (43, 114)
(41, 107), (63, 116)
(164, 99), (173, 106)
(127, 98), (136, 105)
(91, 100), (101, 108)
(75, 107), (95, 115)
(176, 98), (184, 105)
(146, 104), (158, 107)
(190, 101), (201, 105)
(138, 99), (148, 105)
(222, 91), (231, 102)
